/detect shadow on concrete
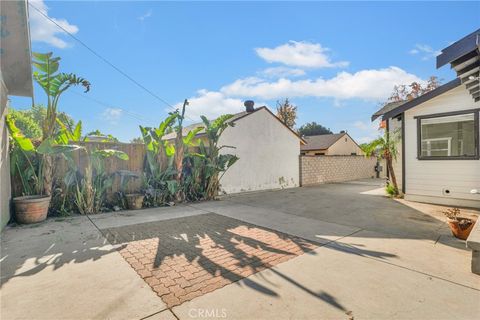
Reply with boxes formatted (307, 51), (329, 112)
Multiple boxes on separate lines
(221, 180), (472, 247)
(101, 213), (396, 310)
(0, 218), (125, 288)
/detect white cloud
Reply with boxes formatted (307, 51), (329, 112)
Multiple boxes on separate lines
(221, 67), (424, 101)
(409, 44), (441, 61)
(255, 41), (349, 68)
(260, 67), (306, 78)
(29, 0), (79, 48)
(353, 120), (369, 131)
(353, 120), (382, 144)
(102, 108), (123, 124)
(180, 90), (245, 120)
(138, 9), (153, 22)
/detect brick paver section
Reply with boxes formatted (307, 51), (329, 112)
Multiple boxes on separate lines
(103, 213), (317, 307)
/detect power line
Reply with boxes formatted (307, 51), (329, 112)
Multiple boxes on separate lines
(28, 2), (196, 122)
(69, 90), (156, 125)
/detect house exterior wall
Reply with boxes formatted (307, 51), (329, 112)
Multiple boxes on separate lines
(403, 85), (480, 208)
(387, 116), (403, 191)
(0, 76), (11, 230)
(327, 134), (364, 155)
(218, 109), (300, 193)
(300, 155), (381, 185)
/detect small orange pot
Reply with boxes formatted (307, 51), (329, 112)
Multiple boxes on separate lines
(13, 195), (51, 224)
(447, 218), (475, 240)
(125, 193), (144, 210)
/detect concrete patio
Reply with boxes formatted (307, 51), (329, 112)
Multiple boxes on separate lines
(1, 179), (479, 319)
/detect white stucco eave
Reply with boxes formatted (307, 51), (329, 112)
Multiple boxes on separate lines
(0, 0), (33, 97)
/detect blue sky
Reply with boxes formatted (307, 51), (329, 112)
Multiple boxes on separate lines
(11, 0), (480, 143)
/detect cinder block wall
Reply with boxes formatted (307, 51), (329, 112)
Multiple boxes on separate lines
(300, 155), (384, 186)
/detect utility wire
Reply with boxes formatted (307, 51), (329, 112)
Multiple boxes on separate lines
(29, 2), (196, 123)
(69, 90), (156, 125)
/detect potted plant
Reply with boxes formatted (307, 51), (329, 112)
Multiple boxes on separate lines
(6, 117), (81, 223)
(444, 208), (475, 240)
(7, 52), (89, 223)
(115, 170), (144, 210)
(125, 193), (145, 210)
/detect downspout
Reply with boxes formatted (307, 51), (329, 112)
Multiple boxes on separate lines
(385, 117), (390, 180)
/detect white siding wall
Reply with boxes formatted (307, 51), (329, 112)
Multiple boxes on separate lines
(388, 117), (403, 191)
(219, 109), (300, 193)
(404, 85), (480, 207)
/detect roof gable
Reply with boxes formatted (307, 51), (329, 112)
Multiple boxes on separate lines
(301, 133), (346, 151)
(163, 106), (306, 143)
(378, 78), (462, 120)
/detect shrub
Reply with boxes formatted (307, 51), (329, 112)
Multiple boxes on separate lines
(385, 183), (397, 197)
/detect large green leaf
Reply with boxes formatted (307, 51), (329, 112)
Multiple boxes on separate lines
(32, 52), (53, 61)
(73, 121), (82, 141)
(183, 127), (203, 146)
(156, 113), (177, 137)
(37, 138), (83, 155)
(164, 142), (175, 157)
(5, 114), (35, 151)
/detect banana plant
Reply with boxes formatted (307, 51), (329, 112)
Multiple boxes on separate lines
(32, 52), (90, 196)
(188, 114), (238, 200)
(139, 113), (179, 206)
(73, 148), (129, 214)
(6, 115), (81, 196)
(54, 119), (129, 214)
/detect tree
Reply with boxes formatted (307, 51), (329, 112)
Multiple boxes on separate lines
(32, 52), (90, 196)
(130, 137), (144, 144)
(298, 122), (332, 136)
(363, 131), (400, 195)
(276, 98), (297, 129)
(8, 105), (75, 140)
(388, 76), (441, 102)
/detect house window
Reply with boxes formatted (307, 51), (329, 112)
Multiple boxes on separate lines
(417, 109), (479, 160)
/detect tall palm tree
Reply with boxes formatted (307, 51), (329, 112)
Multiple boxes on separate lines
(363, 130), (400, 195)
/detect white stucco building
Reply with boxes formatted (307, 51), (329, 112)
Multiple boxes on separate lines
(373, 29), (480, 208)
(218, 106), (304, 193)
(166, 105), (305, 194)
(0, 0), (34, 230)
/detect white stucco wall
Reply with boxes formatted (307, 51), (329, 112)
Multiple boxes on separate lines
(0, 76), (11, 230)
(218, 108), (300, 193)
(403, 85), (480, 208)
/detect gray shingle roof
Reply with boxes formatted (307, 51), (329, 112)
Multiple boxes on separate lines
(371, 101), (406, 122)
(300, 133), (346, 151)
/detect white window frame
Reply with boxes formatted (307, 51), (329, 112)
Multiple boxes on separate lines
(421, 137), (452, 156)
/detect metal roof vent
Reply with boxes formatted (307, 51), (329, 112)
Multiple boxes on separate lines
(244, 100), (255, 112)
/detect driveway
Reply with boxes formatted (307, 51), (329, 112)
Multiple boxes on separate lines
(1, 179), (479, 319)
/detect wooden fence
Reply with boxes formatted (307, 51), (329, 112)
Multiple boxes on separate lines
(12, 141), (149, 198)
(57, 141), (147, 195)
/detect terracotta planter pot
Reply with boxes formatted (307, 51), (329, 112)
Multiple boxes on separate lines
(13, 195), (51, 224)
(125, 194), (144, 210)
(447, 218), (475, 240)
